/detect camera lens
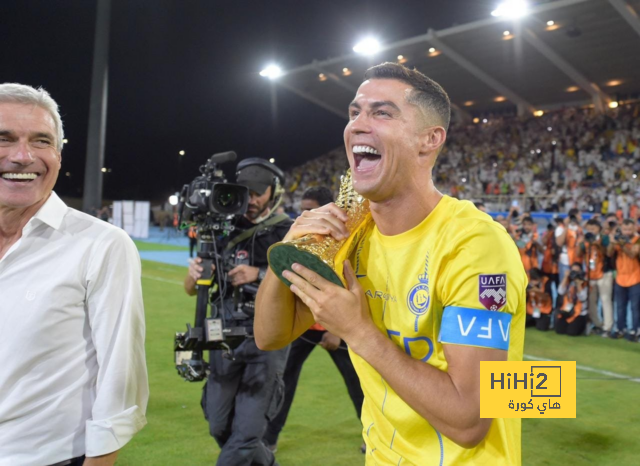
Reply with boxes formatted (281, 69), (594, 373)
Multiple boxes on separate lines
(210, 183), (249, 215)
(216, 190), (238, 208)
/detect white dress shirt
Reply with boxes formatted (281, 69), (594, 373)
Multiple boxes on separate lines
(0, 192), (148, 465)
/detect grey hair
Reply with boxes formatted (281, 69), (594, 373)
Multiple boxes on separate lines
(0, 83), (64, 152)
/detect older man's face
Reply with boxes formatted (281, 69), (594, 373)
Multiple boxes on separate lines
(0, 103), (61, 212)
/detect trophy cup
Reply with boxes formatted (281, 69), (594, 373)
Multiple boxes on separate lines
(268, 170), (372, 288)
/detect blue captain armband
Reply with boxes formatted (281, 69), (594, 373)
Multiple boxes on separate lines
(438, 306), (511, 351)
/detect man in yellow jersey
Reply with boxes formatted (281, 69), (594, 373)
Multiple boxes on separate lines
(255, 63), (527, 465)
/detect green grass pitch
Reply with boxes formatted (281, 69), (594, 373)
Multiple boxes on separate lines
(116, 258), (640, 465)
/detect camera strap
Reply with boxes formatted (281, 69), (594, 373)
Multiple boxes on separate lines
(224, 213), (290, 252)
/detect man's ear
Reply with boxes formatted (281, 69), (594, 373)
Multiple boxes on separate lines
(420, 126), (446, 153)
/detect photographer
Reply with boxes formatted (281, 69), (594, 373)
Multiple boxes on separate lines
(541, 219), (561, 305)
(556, 263), (589, 336)
(515, 216), (542, 276)
(577, 219), (612, 336)
(184, 158), (292, 466)
(555, 215), (580, 281)
(606, 219), (640, 341)
(526, 268), (553, 330)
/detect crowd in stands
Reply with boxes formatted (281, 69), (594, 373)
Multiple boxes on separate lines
(281, 103), (640, 341)
(282, 103), (640, 215)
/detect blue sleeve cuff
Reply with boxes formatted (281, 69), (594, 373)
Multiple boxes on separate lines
(438, 306), (511, 350)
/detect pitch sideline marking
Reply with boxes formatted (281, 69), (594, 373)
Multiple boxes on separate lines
(524, 354), (640, 383)
(142, 275), (183, 286)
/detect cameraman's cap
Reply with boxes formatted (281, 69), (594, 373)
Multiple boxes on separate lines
(236, 164), (273, 195)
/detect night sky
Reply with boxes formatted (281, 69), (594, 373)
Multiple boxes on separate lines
(3, 0), (492, 202)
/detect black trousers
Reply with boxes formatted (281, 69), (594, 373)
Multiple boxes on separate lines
(263, 329), (364, 446)
(202, 338), (289, 466)
(525, 313), (551, 331)
(555, 314), (587, 336)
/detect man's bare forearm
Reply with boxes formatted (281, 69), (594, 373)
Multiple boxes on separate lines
(351, 330), (496, 448)
(254, 269), (314, 350)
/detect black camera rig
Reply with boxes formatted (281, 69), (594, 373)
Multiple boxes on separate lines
(174, 151), (255, 382)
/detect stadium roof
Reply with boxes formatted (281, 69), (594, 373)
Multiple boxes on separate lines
(275, 0), (640, 118)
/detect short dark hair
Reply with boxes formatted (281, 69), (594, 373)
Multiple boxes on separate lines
(522, 216), (534, 224)
(364, 62), (451, 131)
(622, 219), (636, 227)
(474, 201), (485, 209)
(302, 186), (334, 207)
(585, 219), (601, 230)
(529, 268), (542, 280)
(568, 208), (580, 217)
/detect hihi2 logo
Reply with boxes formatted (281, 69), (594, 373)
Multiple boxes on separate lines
(480, 361), (576, 418)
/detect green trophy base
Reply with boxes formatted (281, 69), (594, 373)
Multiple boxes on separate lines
(268, 243), (343, 288)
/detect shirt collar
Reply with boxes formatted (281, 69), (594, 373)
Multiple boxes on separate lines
(29, 191), (67, 231)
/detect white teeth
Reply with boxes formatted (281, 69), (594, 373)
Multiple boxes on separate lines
(353, 145), (380, 155)
(2, 173), (38, 180)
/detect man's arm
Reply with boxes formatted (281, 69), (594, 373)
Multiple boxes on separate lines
(85, 229), (149, 458)
(283, 260), (506, 448)
(254, 203), (350, 350)
(356, 332), (506, 448)
(620, 241), (639, 258)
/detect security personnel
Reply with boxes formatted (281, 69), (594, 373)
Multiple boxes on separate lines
(184, 158), (292, 466)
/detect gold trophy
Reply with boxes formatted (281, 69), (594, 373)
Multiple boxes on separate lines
(268, 170), (372, 288)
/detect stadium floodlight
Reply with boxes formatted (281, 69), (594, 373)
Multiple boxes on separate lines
(169, 195), (179, 206)
(259, 65), (283, 80)
(353, 37), (381, 55)
(491, 0), (529, 18)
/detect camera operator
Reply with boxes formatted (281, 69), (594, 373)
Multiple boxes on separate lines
(556, 262), (589, 336)
(577, 219), (612, 336)
(184, 158), (292, 466)
(526, 268), (553, 330)
(515, 216), (542, 276)
(606, 219), (640, 341)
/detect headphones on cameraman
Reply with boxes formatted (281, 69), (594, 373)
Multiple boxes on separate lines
(236, 157), (285, 201)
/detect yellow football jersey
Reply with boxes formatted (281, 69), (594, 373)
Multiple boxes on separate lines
(340, 195), (527, 466)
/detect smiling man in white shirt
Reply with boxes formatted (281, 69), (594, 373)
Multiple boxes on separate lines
(0, 83), (148, 466)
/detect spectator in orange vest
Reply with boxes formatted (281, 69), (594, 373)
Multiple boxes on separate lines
(556, 262), (589, 336)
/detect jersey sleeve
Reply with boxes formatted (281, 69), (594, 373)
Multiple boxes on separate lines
(437, 220), (527, 351)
